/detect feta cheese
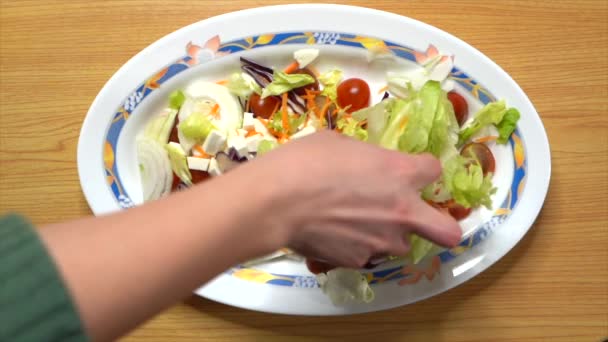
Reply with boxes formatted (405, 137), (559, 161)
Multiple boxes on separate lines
(202, 130), (227, 155)
(208, 158), (221, 176)
(187, 157), (210, 172)
(245, 134), (263, 152)
(237, 128), (248, 137)
(230, 136), (249, 158)
(243, 112), (256, 130)
(291, 126), (317, 140)
(294, 48), (319, 69)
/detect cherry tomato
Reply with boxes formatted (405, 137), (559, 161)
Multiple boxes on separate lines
(337, 78), (370, 113)
(447, 91), (468, 126)
(306, 258), (336, 274)
(191, 170), (211, 184)
(293, 68), (319, 96)
(448, 203), (472, 221)
(248, 93), (280, 119)
(460, 142), (496, 175)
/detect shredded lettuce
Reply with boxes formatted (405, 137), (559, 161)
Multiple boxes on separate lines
(165, 142), (192, 186)
(316, 268), (374, 305)
(178, 112), (218, 142)
(318, 69), (343, 101)
(336, 116), (368, 141)
(168, 90), (186, 110)
(443, 156), (496, 208)
(267, 111), (307, 135)
(496, 108), (520, 144)
(226, 72), (262, 97)
(144, 108), (178, 144)
(458, 100), (507, 146)
(261, 71), (315, 98)
(257, 139), (278, 155)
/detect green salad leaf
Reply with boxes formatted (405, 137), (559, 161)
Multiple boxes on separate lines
(443, 156), (496, 208)
(316, 268), (374, 305)
(168, 90), (186, 110)
(165, 142), (192, 186)
(458, 100), (507, 146)
(178, 112), (218, 142)
(318, 69), (343, 101)
(336, 116), (368, 141)
(226, 72), (262, 97)
(261, 71), (315, 98)
(496, 107), (520, 144)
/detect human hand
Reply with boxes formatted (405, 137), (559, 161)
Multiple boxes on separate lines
(239, 130), (461, 268)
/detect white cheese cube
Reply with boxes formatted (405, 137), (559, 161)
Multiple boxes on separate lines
(294, 48), (319, 68)
(230, 136), (249, 158)
(237, 129), (248, 137)
(202, 130), (227, 155)
(243, 112), (256, 130)
(208, 158), (221, 176)
(187, 157), (210, 172)
(245, 135), (263, 152)
(291, 126), (317, 140)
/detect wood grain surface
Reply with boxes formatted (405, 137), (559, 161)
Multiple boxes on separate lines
(1, 1), (607, 341)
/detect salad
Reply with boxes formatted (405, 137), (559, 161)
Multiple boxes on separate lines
(136, 47), (520, 305)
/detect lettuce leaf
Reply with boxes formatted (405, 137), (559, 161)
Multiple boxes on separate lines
(165, 142), (192, 186)
(178, 112), (218, 142)
(261, 71), (315, 98)
(443, 156), (496, 208)
(226, 72), (262, 98)
(318, 69), (343, 101)
(267, 111), (307, 135)
(336, 116), (368, 141)
(352, 99), (391, 144)
(257, 139), (278, 156)
(398, 80), (442, 153)
(409, 234), (435, 264)
(496, 108), (520, 144)
(168, 90), (186, 110)
(458, 100), (507, 146)
(316, 268), (374, 305)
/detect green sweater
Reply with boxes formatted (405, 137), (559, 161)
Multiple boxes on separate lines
(0, 214), (88, 342)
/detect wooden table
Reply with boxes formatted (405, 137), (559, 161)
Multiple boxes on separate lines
(1, 1), (607, 341)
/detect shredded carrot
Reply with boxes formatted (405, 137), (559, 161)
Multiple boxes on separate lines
(280, 93), (290, 137)
(378, 85), (389, 94)
(193, 145), (212, 158)
(319, 97), (332, 120)
(283, 60), (300, 74)
(473, 136), (498, 143)
(210, 103), (221, 118)
(245, 129), (262, 137)
(302, 88), (320, 118)
(216, 80), (228, 85)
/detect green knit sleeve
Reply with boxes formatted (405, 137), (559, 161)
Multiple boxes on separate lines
(0, 214), (88, 342)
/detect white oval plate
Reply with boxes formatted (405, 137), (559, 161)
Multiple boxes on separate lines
(78, 4), (550, 315)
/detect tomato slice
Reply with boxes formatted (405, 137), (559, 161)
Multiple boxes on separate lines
(248, 93), (280, 119)
(460, 142), (496, 175)
(337, 78), (370, 113)
(447, 91), (468, 127)
(448, 203), (472, 221)
(306, 258), (336, 274)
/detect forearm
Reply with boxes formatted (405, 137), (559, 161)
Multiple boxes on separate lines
(39, 170), (283, 341)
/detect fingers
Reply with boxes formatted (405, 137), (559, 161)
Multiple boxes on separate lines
(404, 200), (462, 247)
(407, 153), (442, 189)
